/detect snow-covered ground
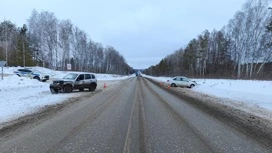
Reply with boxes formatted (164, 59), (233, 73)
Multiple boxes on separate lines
(145, 75), (272, 112)
(0, 67), (132, 125)
(2, 66), (132, 80)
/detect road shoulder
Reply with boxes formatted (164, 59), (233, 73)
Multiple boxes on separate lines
(146, 77), (272, 148)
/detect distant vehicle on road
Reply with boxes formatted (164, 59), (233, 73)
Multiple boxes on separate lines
(50, 72), (97, 94)
(135, 71), (142, 77)
(167, 76), (196, 88)
(14, 69), (49, 82)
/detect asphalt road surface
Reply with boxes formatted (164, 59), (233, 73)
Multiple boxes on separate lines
(0, 77), (271, 153)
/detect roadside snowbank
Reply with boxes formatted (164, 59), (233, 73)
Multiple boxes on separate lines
(0, 75), (76, 123)
(3, 66), (133, 81)
(0, 67), (132, 125)
(144, 75), (272, 111)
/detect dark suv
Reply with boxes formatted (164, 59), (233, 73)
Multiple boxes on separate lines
(50, 72), (97, 94)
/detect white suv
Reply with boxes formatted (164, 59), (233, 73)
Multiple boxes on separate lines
(167, 76), (196, 88)
(14, 69), (49, 82)
(50, 72), (97, 93)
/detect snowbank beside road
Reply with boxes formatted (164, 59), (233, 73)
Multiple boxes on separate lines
(3, 66), (133, 81)
(144, 75), (272, 111)
(194, 79), (272, 110)
(0, 67), (132, 125)
(0, 75), (44, 90)
(0, 75), (76, 124)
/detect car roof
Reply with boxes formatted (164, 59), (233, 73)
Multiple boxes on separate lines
(18, 69), (32, 71)
(174, 76), (187, 78)
(67, 72), (95, 75)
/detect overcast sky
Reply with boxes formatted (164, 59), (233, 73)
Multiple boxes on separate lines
(0, 0), (246, 69)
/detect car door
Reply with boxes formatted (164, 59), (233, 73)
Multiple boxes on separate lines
(74, 74), (85, 89)
(84, 74), (92, 88)
(19, 69), (29, 77)
(175, 77), (182, 86)
(182, 77), (190, 87)
(179, 77), (186, 86)
(172, 77), (178, 86)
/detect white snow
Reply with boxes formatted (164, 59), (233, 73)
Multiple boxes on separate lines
(193, 79), (272, 110)
(2, 66), (132, 80)
(144, 75), (272, 111)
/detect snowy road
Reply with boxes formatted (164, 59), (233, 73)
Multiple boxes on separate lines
(0, 77), (271, 152)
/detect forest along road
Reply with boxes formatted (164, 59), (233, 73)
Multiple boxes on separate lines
(0, 77), (271, 153)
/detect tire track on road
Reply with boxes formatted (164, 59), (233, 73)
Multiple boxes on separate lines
(122, 78), (152, 153)
(122, 80), (138, 153)
(142, 78), (215, 152)
(138, 79), (152, 153)
(47, 79), (132, 153)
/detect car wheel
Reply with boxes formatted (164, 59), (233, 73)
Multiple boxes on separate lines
(171, 83), (176, 87)
(64, 85), (73, 93)
(50, 88), (59, 94)
(79, 88), (84, 92)
(33, 76), (40, 81)
(89, 84), (96, 92)
(190, 84), (195, 88)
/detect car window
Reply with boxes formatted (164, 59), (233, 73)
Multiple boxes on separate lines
(91, 74), (96, 79)
(19, 69), (31, 73)
(85, 74), (91, 79)
(32, 70), (41, 74)
(173, 77), (177, 81)
(180, 78), (183, 81)
(63, 73), (78, 80)
(77, 74), (84, 81)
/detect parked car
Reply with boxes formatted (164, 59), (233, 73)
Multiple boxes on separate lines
(167, 76), (196, 88)
(50, 72), (97, 94)
(14, 69), (49, 82)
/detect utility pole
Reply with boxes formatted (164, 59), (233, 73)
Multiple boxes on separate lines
(23, 38), (25, 67)
(5, 27), (8, 66)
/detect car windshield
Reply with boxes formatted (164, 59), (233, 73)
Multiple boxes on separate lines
(32, 70), (41, 74)
(63, 73), (78, 80)
(182, 77), (189, 81)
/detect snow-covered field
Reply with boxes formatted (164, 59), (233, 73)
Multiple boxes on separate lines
(145, 75), (272, 112)
(0, 67), (132, 125)
(2, 66), (132, 81)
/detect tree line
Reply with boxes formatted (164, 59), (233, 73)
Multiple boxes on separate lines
(144, 0), (272, 80)
(0, 10), (133, 75)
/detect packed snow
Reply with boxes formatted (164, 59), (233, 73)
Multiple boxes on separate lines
(144, 75), (272, 111)
(0, 67), (132, 125)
